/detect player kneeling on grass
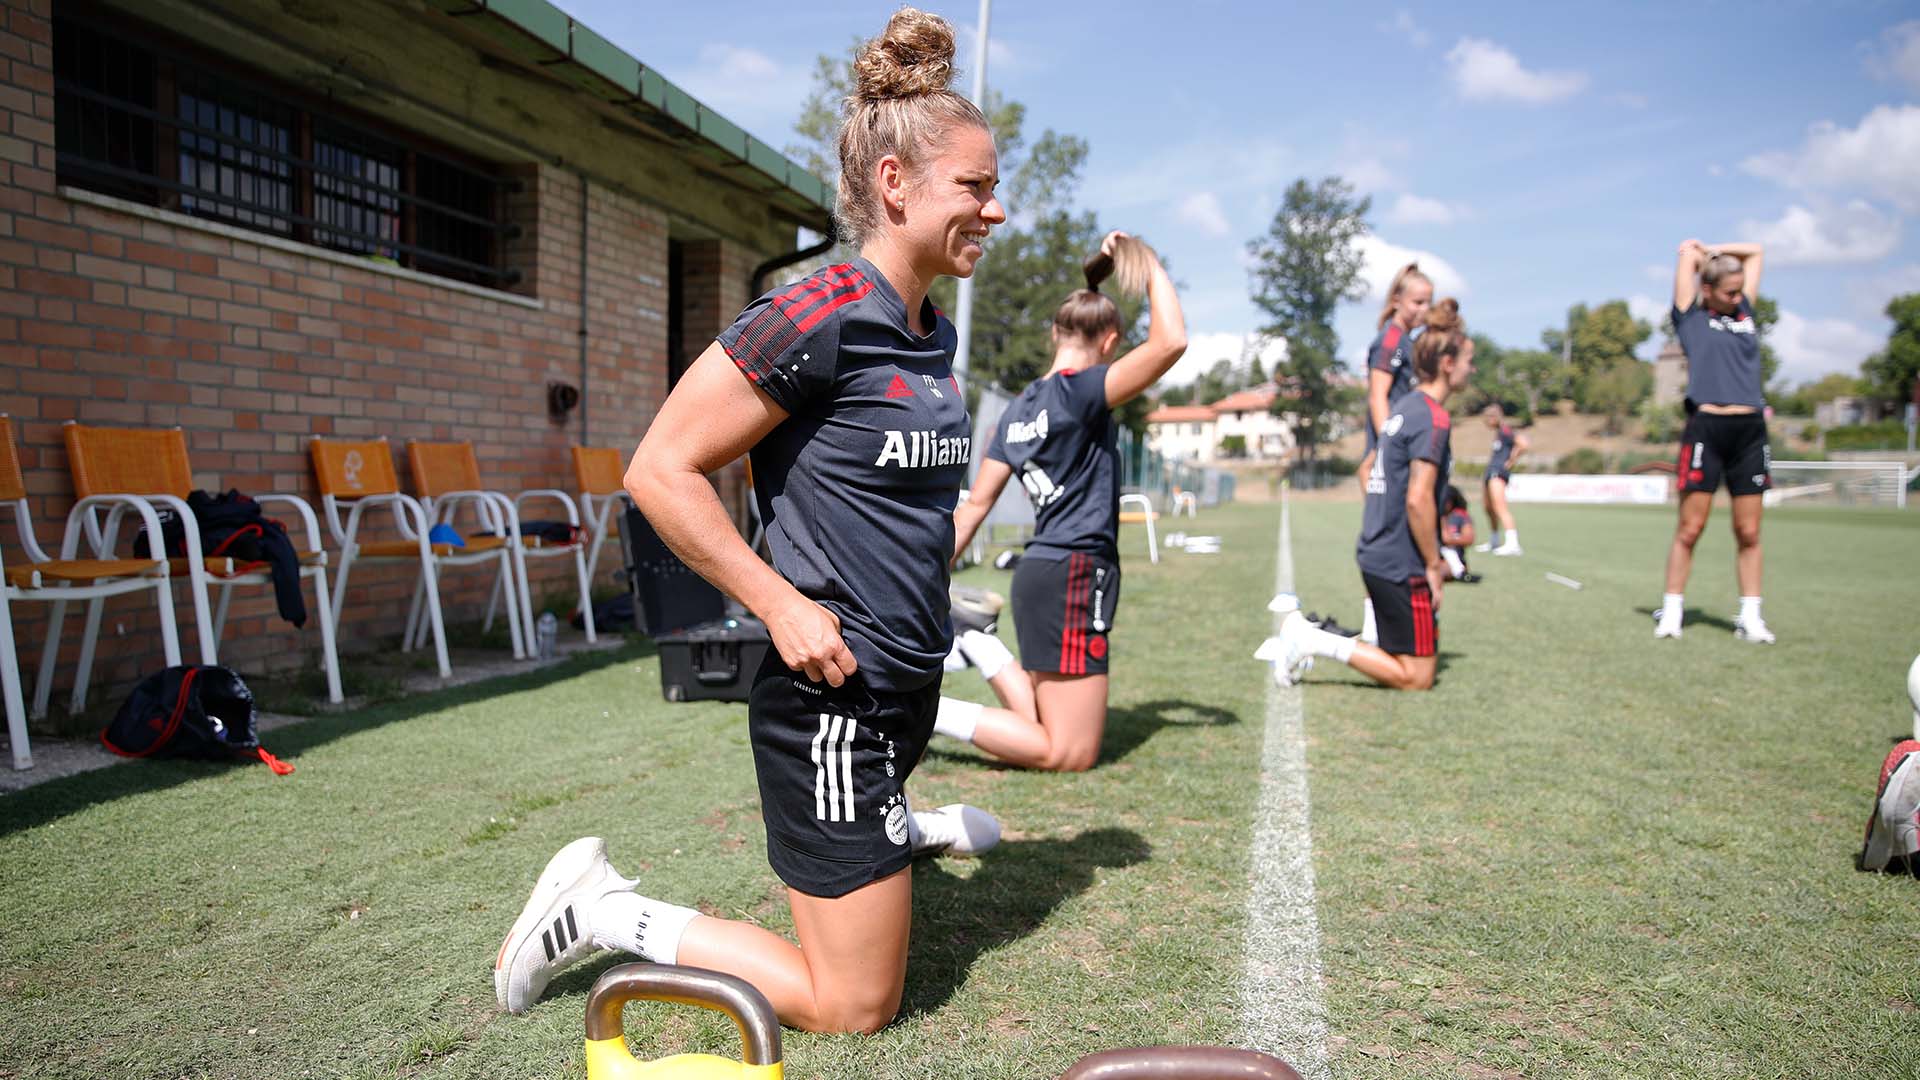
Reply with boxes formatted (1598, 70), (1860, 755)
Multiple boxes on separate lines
(939, 231), (1186, 771)
(1440, 485), (1480, 584)
(493, 11), (1001, 1034)
(1857, 655), (1920, 877)
(1271, 300), (1474, 691)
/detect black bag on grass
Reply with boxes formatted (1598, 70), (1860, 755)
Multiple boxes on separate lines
(101, 665), (293, 774)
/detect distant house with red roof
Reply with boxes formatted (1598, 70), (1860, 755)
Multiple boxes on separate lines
(1145, 382), (1299, 462)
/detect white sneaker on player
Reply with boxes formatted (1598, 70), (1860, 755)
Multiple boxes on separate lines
(909, 801), (1001, 856)
(494, 837), (632, 1014)
(1733, 613), (1776, 644)
(1860, 742), (1920, 873)
(1473, 542), (1493, 553)
(1652, 607), (1683, 639)
(1491, 543), (1523, 557)
(1271, 611), (1317, 687)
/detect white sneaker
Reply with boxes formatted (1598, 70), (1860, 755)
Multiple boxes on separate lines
(1271, 611), (1316, 687)
(910, 802), (1001, 856)
(1652, 607), (1683, 639)
(1473, 542), (1493, 553)
(494, 837), (631, 1014)
(1491, 544), (1523, 557)
(1860, 742), (1920, 873)
(1733, 614), (1775, 644)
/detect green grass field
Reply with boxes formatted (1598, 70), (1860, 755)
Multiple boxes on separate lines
(0, 498), (1915, 1079)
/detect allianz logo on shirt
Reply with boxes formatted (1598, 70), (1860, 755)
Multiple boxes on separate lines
(875, 429), (972, 469)
(1708, 314), (1755, 335)
(1005, 409), (1050, 445)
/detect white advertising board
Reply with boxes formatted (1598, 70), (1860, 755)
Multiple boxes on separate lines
(1504, 473), (1670, 505)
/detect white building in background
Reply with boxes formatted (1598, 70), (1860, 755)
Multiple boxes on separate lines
(1145, 382), (1297, 462)
(1142, 404), (1218, 462)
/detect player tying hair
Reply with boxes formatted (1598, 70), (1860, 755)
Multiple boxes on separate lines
(1271, 300), (1473, 691)
(1476, 403), (1527, 555)
(1357, 263), (1432, 644)
(494, 10), (1003, 1033)
(1655, 239), (1772, 643)
(939, 230), (1186, 771)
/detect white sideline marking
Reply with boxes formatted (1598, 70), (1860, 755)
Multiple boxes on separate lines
(1239, 492), (1330, 1078)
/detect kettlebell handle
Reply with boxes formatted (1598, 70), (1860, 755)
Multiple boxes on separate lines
(584, 963), (783, 1067)
(1058, 1046), (1303, 1080)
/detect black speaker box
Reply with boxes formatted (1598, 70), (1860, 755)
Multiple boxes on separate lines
(621, 506), (726, 636)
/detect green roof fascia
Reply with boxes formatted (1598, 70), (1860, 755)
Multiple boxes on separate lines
(459, 0), (828, 218)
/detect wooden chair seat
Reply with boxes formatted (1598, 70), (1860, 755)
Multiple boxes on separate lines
(355, 536), (510, 559)
(163, 551), (324, 579)
(6, 558), (165, 590)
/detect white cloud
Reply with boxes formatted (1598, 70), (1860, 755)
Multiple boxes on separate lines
(1380, 10), (1429, 49)
(1865, 20), (1920, 93)
(1338, 156), (1398, 194)
(1084, 136), (1291, 211)
(1357, 235), (1469, 301)
(1644, 262), (1673, 282)
(672, 44), (810, 142)
(1627, 293), (1665, 326)
(1741, 104), (1920, 213)
(954, 21), (1019, 78)
(1383, 193), (1466, 227)
(1770, 309), (1885, 383)
(1738, 201), (1903, 267)
(1445, 38), (1588, 104)
(1174, 191), (1231, 238)
(1165, 331), (1288, 387)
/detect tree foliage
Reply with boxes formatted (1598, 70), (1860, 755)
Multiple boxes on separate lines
(1462, 334), (1567, 422)
(1245, 177), (1370, 460)
(1862, 293), (1920, 405)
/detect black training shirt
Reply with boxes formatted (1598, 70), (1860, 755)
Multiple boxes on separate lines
(1363, 322), (1420, 452)
(1488, 425), (1515, 475)
(985, 367), (1119, 562)
(719, 258), (971, 692)
(1357, 388), (1452, 582)
(1673, 297), (1764, 409)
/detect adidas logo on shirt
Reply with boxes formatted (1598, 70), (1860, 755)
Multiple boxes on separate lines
(885, 374), (916, 399)
(875, 429), (971, 468)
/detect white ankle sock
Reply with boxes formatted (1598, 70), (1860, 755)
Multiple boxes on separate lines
(1361, 598), (1377, 638)
(934, 697), (982, 743)
(593, 890), (700, 964)
(1310, 626), (1357, 663)
(956, 630), (1013, 680)
(1502, 529), (1520, 547)
(1739, 596), (1762, 622)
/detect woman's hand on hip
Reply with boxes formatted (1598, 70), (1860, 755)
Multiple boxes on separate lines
(767, 594), (858, 687)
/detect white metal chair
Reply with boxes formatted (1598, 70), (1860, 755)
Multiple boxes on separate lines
(571, 446), (630, 600)
(62, 421), (341, 705)
(1171, 488), (1199, 519)
(1118, 492), (1159, 565)
(409, 441), (593, 650)
(312, 438), (526, 678)
(1, 416), (185, 769)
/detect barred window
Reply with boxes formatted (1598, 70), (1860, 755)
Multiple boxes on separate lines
(54, 12), (518, 288)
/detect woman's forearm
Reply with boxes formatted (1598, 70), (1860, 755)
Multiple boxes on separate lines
(630, 463), (799, 620)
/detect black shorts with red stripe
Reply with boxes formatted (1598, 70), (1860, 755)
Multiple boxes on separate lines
(1362, 571), (1437, 658)
(1010, 551), (1121, 676)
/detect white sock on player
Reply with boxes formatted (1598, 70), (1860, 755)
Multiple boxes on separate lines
(1739, 596), (1762, 623)
(592, 890), (701, 964)
(934, 697), (983, 743)
(956, 629), (1013, 680)
(1655, 592), (1684, 637)
(1303, 623), (1357, 663)
(1360, 598), (1378, 645)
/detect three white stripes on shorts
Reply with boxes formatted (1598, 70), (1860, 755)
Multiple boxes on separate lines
(810, 713), (857, 822)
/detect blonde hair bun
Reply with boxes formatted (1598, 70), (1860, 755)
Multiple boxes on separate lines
(852, 8), (958, 102)
(1425, 297), (1462, 335)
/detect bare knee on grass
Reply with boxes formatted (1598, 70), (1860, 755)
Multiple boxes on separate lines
(1032, 672), (1109, 772)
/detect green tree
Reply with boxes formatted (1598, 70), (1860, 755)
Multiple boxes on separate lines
(1246, 177), (1370, 461)
(1543, 301), (1651, 413)
(1585, 358), (1654, 435)
(1862, 293), (1920, 405)
(1750, 294), (1781, 388)
(1157, 384), (1194, 407)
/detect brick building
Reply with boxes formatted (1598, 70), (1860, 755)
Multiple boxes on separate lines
(1, 0), (832, 711)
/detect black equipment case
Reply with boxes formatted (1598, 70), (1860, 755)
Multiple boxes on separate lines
(622, 506), (725, 636)
(656, 616), (773, 702)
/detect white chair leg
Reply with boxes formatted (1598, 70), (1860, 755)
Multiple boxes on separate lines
(32, 597), (67, 720)
(309, 567), (343, 704)
(330, 552), (354, 630)
(573, 547), (596, 643)
(482, 569), (501, 633)
(185, 571), (219, 665)
(402, 575), (426, 654)
(1144, 510), (1159, 564)
(500, 555), (527, 660)
(420, 559), (451, 678)
(513, 544), (537, 655)
(70, 595), (108, 714)
(1, 588), (31, 769)
(213, 582), (235, 641)
(154, 578), (183, 668)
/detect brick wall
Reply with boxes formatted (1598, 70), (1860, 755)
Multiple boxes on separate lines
(0, 0), (780, 712)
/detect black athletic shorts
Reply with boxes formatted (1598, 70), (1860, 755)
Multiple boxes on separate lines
(1484, 469), (1511, 485)
(747, 653), (938, 898)
(1362, 571), (1437, 658)
(1678, 410), (1770, 496)
(1011, 551), (1121, 675)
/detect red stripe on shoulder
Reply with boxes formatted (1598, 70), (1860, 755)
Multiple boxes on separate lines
(1425, 396), (1451, 430)
(793, 279), (873, 333)
(1382, 325), (1402, 349)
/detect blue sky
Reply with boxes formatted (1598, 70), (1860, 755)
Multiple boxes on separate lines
(564, 1), (1920, 389)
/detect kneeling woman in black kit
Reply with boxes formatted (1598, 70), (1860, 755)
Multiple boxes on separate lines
(942, 231), (1186, 770)
(1270, 300), (1474, 691)
(491, 10), (1004, 1034)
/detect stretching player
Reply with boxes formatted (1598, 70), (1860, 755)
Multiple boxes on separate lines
(1655, 239), (1773, 643)
(940, 231), (1186, 771)
(1358, 263), (1432, 644)
(1272, 300), (1474, 691)
(1477, 403), (1527, 555)
(494, 11), (1001, 1033)
(1440, 485), (1479, 583)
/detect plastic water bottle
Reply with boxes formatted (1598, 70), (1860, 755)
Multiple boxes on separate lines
(537, 611), (558, 660)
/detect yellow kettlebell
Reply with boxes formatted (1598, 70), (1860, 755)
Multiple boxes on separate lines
(584, 963), (783, 1080)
